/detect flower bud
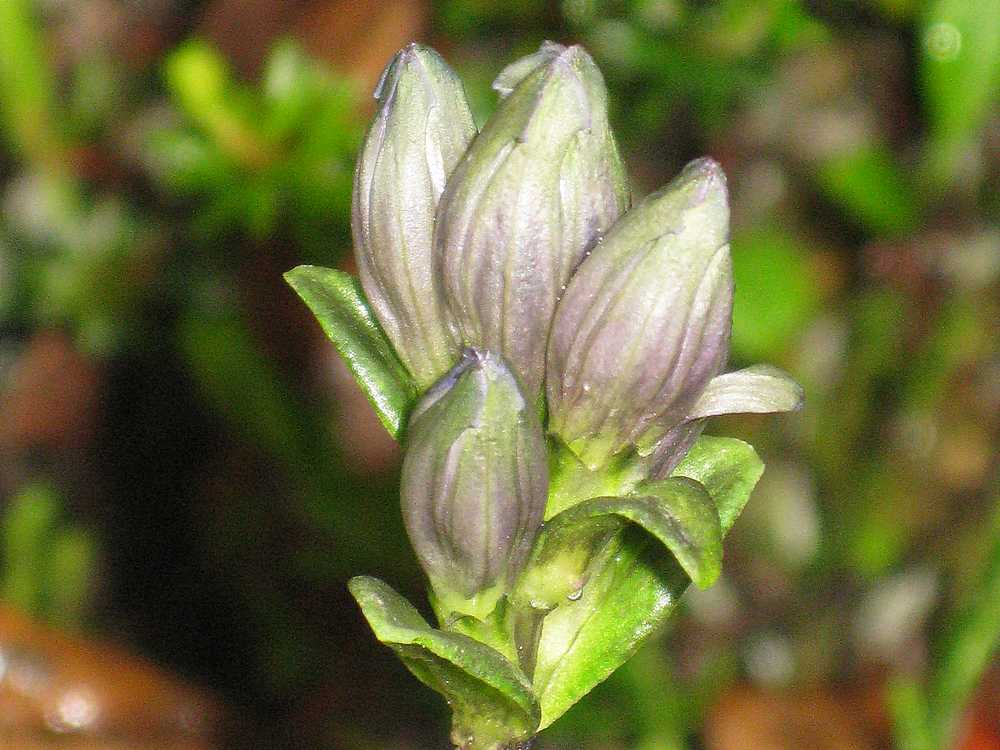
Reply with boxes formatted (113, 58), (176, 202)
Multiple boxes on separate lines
(352, 43), (476, 388)
(401, 349), (548, 618)
(546, 157), (733, 470)
(437, 42), (630, 397)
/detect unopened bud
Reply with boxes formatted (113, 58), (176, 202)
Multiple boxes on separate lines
(547, 157), (733, 469)
(352, 43), (476, 388)
(401, 349), (548, 618)
(437, 42), (630, 397)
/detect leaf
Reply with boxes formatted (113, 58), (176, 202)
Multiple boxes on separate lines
(0, 0), (61, 163)
(1, 483), (59, 616)
(532, 436), (764, 728)
(629, 479), (723, 588)
(888, 678), (935, 750)
(815, 144), (919, 237)
(672, 435), (765, 534)
(518, 479), (720, 614)
(926, 506), (1000, 747)
(532, 526), (687, 729)
(349, 576), (540, 750)
(180, 301), (313, 466)
(285, 265), (418, 437)
(47, 528), (96, 629)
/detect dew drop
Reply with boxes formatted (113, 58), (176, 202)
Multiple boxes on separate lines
(567, 588), (583, 601)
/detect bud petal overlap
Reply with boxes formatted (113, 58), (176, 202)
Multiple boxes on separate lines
(437, 42), (630, 396)
(401, 349), (548, 618)
(352, 44), (476, 388)
(546, 158), (733, 469)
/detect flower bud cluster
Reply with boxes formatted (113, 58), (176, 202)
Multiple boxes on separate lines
(351, 41), (802, 618)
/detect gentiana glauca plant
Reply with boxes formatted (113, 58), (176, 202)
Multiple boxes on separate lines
(286, 41), (803, 750)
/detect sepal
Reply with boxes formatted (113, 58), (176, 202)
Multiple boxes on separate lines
(516, 478), (721, 618)
(687, 364), (804, 420)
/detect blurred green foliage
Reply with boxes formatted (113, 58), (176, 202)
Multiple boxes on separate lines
(150, 40), (360, 248)
(891, 501), (1000, 750)
(1, 483), (97, 629)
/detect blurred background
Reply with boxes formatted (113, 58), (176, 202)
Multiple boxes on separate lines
(0, 0), (998, 748)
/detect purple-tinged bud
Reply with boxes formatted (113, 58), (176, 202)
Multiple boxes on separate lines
(401, 349), (548, 618)
(352, 43), (476, 389)
(546, 157), (733, 470)
(437, 42), (630, 397)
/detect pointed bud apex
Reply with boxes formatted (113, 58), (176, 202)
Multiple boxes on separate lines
(401, 349), (548, 618)
(437, 42), (630, 397)
(546, 157), (733, 470)
(352, 43), (477, 388)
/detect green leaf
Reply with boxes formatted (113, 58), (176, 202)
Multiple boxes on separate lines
(815, 144), (919, 237)
(349, 576), (540, 750)
(0, 0), (63, 164)
(630, 479), (722, 588)
(285, 265), (418, 437)
(2, 483), (60, 616)
(532, 526), (687, 729)
(888, 678), (935, 750)
(179, 302), (314, 467)
(531, 436), (764, 728)
(47, 528), (96, 630)
(518, 479), (721, 616)
(672, 435), (764, 534)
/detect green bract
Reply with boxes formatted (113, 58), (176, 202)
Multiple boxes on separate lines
(287, 41), (804, 750)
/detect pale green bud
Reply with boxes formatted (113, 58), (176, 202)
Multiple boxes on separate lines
(401, 349), (548, 619)
(437, 42), (630, 397)
(546, 157), (733, 470)
(352, 43), (476, 388)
